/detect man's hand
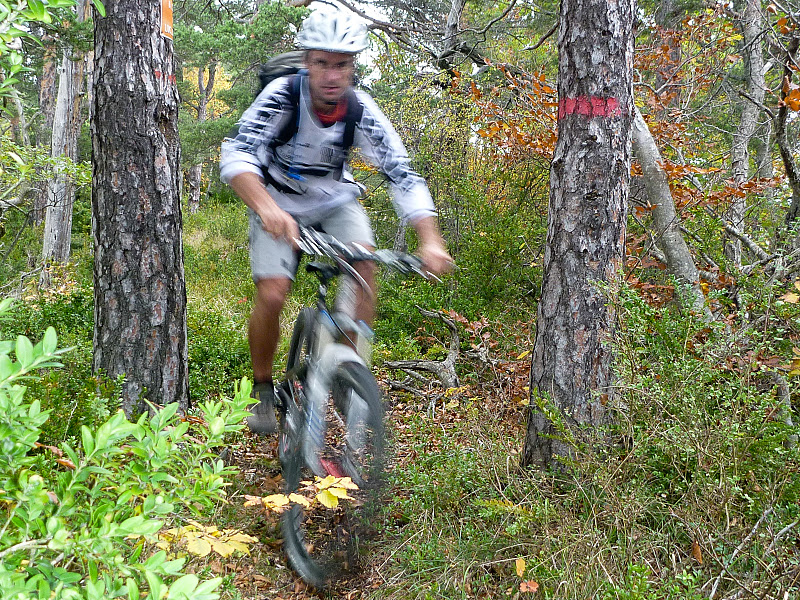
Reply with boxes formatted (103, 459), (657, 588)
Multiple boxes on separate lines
(257, 203), (299, 243)
(229, 172), (298, 243)
(411, 215), (453, 277)
(418, 242), (453, 277)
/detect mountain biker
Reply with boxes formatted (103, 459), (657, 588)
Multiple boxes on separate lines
(220, 8), (452, 435)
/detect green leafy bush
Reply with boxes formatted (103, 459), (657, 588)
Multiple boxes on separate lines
(0, 298), (252, 600)
(0, 290), (112, 445)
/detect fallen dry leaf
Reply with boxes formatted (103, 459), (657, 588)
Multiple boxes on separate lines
(692, 540), (703, 565)
(520, 580), (539, 593)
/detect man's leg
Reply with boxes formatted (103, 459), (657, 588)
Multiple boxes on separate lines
(247, 276), (292, 435)
(249, 276), (292, 383)
(352, 258), (377, 326)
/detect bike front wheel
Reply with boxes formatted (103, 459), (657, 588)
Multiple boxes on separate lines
(281, 361), (385, 589)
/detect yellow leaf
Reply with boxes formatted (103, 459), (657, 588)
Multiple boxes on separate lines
(186, 537), (212, 557)
(316, 489), (339, 509)
(263, 494), (290, 508)
(338, 477), (358, 490)
(210, 539), (235, 558)
(794, 280), (800, 292)
(328, 487), (352, 500)
(288, 493), (311, 507)
(226, 540), (251, 554)
(515, 557), (526, 577)
(229, 532), (258, 544)
(316, 475), (338, 490)
(516, 350), (530, 360)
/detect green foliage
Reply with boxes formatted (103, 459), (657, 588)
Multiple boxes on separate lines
(188, 309), (250, 402)
(0, 289), (107, 445)
(0, 0), (102, 104)
(0, 297), (252, 600)
(378, 283), (799, 599)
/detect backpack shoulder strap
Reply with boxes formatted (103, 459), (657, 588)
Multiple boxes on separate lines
(271, 74), (303, 148)
(342, 88), (364, 156)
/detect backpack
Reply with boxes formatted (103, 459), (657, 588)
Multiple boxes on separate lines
(231, 51), (364, 161)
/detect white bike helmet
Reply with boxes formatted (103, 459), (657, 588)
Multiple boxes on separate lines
(296, 10), (369, 54)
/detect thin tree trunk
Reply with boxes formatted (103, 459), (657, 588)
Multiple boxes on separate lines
(9, 89), (30, 146)
(34, 34), (59, 225)
(187, 64), (214, 214)
(41, 2), (90, 283)
(632, 107), (711, 318)
(725, 0), (766, 266)
(92, 0), (188, 415)
(523, 0), (635, 470)
(777, 36), (800, 232)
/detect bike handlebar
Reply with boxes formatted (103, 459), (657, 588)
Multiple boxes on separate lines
(294, 226), (436, 281)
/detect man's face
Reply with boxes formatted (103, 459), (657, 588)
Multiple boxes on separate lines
(306, 50), (356, 107)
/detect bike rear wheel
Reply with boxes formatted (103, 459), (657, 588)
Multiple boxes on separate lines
(280, 358), (385, 589)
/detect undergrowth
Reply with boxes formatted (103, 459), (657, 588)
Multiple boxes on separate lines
(0, 298), (254, 599)
(373, 284), (799, 600)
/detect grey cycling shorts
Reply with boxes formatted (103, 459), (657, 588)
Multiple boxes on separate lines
(248, 201), (376, 282)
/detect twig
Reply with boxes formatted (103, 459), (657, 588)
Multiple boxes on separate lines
(765, 519), (799, 555)
(523, 21), (558, 52)
(708, 506), (773, 599)
(385, 307), (460, 388)
(0, 538), (49, 559)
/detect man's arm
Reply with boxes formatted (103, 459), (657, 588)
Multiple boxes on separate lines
(228, 172), (298, 242)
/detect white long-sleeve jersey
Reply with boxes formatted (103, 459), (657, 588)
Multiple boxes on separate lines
(220, 76), (436, 223)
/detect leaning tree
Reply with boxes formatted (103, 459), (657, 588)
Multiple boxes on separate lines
(523, 0), (635, 468)
(92, 0), (188, 414)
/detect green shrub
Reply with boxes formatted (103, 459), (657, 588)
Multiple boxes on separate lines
(0, 298), (252, 600)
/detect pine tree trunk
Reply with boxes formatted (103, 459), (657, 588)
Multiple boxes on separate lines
(92, 0), (188, 415)
(523, 0), (634, 470)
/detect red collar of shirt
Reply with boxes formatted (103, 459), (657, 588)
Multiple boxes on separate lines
(314, 97), (348, 126)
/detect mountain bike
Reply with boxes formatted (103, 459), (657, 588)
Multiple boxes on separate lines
(275, 226), (430, 589)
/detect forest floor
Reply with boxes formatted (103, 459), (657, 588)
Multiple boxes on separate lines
(205, 372), (527, 600)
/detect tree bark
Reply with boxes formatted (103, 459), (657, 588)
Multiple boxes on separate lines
(34, 34), (59, 225)
(632, 107), (710, 318)
(523, 0), (634, 470)
(725, 0), (766, 266)
(8, 88), (30, 146)
(41, 0), (90, 282)
(777, 35), (800, 232)
(92, 0), (188, 415)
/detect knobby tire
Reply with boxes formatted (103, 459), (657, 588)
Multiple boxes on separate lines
(280, 309), (385, 589)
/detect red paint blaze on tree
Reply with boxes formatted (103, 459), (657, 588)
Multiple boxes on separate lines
(92, 0), (188, 415)
(523, 0), (635, 469)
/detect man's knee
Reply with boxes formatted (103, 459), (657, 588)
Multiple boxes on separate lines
(255, 277), (292, 312)
(354, 259), (377, 285)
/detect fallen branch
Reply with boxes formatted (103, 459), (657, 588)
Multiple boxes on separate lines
(385, 306), (460, 389)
